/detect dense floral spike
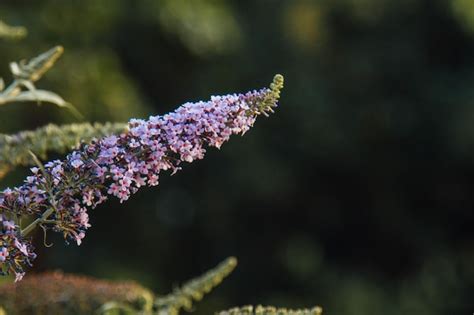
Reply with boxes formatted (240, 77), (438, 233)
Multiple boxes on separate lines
(0, 75), (284, 280)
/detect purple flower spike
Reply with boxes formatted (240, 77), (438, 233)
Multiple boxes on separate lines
(0, 75), (284, 280)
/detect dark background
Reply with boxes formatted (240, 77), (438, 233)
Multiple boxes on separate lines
(1, 1), (474, 314)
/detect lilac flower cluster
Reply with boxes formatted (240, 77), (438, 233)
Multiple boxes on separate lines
(0, 74), (283, 281)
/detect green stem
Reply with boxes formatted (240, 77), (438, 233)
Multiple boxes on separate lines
(21, 207), (54, 236)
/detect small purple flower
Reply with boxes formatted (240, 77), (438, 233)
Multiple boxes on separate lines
(14, 239), (29, 256)
(128, 138), (140, 148)
(82, 189), (94, 206)
(15, 272), (25, 282)
(102, 135), (118, 147)
(107, 183), (121, 196)
(69, 152), (84, 169)
(2, 220), (15, 231)
(148, 174), (159, 186)
(134, 175), (146, 188)
(75, 232), (85, 246)
(0, 247), (8, 262)
(70, 159), (84, 169)
(94, 166), (107, 178)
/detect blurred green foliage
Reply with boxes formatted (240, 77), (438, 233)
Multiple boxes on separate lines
(0, 20), (26, 40)
(1, 1), (474, 315)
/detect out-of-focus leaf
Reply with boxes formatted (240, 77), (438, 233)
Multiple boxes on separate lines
(0, 20), (27, 40)
(0, 46), (82, 118)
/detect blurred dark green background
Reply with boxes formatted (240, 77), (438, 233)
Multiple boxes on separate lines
(1, 1), (474, 314)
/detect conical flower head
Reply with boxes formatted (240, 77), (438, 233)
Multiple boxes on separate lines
(0, 75), (284, 280)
